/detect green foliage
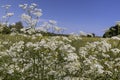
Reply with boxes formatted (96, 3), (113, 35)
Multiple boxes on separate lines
(39, 31), (69, 36)
(0, 24), (11, 34)
(9, 21), (23, 32)
(0, 34), (120, 80)
(103, 24), (120, 38)
(87, 33), (95, 37)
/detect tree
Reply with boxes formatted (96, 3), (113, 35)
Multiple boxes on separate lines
(103, 24), (120, 38)
(0, 24), (10, 34)
(87, 33), (96, 37)
(9, 21), (24, 32)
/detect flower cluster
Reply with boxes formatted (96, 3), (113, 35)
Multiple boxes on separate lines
(0, 2), (120, 80)
(1, 5), (14, 25)
(38, 20), (66, 34)
(79, 39), (120, 79)
(19, 3), (42, 28)
(0, 35), (81, 80)
(0, 33), (120, 80)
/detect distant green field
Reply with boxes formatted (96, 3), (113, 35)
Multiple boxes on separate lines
(0, 34), (120, 51)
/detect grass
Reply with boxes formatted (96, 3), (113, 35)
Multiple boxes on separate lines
(0, 34), (120, 80)
(1, 34), (120, 48)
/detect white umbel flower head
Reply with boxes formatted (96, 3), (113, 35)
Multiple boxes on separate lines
(49, 20), (57, 25)
(21, 13), (31, 22)
(6, 13), (14, 17)
(19, 4), (28, 9)
(2, 5), (11, 9)
(33, 11), (42, 17)
(31, 3), (37, 7)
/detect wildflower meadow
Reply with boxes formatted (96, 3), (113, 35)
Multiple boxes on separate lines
(0, 2), (120, 80)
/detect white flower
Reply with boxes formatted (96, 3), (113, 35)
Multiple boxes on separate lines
(54, 26), (62, 32)
(8, 69), (14, 74)
(24, 63), (32, 70)
(64, 76), (71, 80)
(79, 31), (87, 36)
(88, 62), (104, 74)
(49, 20), (57, 25)
(19, 4), (28, 9)
(31, 19), (38, 27)
(67, 53), (78, 61)
(36, 27), (47, 32)
(102, 53), (110, 58)
(20, 28), (26, 33)
(29, 3), (37, 9)
(42, 22), (51, 30)
(115, 62), (120, 67)
(0, 52), (8, 57)
(12, 58), (17, 62)
(21, 13), (31, 22)
(11, 23), (15, 25)
(2, 16), (6, 19)
(34, 8), (42, 12)
(2, 5), (11, 9)
(26, 42), (34, 47)
(33, 11), (42, 17)
(115, 58), (120, 61)
(111, 48), (120, 54)
(111, 36), (120, 40)
(20, 3), (42, 29)
(6, 13), (14, 17)
(35, 33), (42, 37)
(31, 3), (37, 7)
(48, 70), (56, 75)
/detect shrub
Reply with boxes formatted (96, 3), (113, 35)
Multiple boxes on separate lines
(103, 24), (120, 38)
(0, 24), (11, 34)
(9, 21), (24, 33)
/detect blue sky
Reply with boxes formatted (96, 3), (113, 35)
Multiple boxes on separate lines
(0, 0), (120, 36)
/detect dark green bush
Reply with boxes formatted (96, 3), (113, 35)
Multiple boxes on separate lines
(103, 24), (120, 38)
(0, 24), (11, 34)
(9, 21), (23, 32)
